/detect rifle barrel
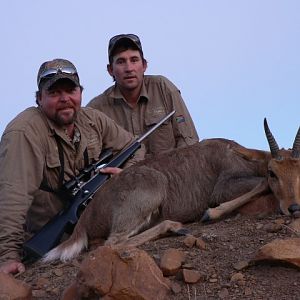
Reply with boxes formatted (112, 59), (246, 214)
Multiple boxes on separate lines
(137, 110), (175, 142)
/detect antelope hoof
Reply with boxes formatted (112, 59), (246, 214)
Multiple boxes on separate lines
(172, 228), (191, 236)
(201, 210), (211, 223)
(288, 204), (300, 217)
(293, 211), (300, 218)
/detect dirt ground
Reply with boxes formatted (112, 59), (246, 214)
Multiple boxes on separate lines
(18, 213), (300, 300)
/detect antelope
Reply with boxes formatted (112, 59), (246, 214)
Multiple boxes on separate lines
(43, 119), (300, 262)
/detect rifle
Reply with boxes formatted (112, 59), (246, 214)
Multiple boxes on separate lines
(23, 110), (175, 260)
(62, 147), (113, 195)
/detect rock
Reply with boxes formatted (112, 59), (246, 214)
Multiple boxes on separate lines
(170, 281), (182, 294)
(202, 232), (217, 242)
(244, 287), (252, 296)
(256, 223), (263, 230)
(218, 287), (229, 299)
(274, 218), (285, 225)
(32, 289), (47, 298)
(160, 248), (185, 276)
(63, 246), (171, 299)
(53, 268), (63, 277)
(230, 272), (245, 282)
(182, 269), (203, 283)
(0, 272), (32, 300)
(183, 235), (206, 250)
(183, 235), (197, 248)
(233, 260), (249, 271)
(35, 276), (50, 289)
(61, 282), (82, 300)
(263, 223), (282, 233)
(195, 238), (206, 250)
(253, 238), (300, 268)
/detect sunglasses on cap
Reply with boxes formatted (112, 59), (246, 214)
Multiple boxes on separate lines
(38, 67), (77, 86)
(108, 34), (141, 53)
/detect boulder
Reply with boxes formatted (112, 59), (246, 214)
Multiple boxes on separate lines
(253, 238), (300, 268)
(63, 246), (170, 299)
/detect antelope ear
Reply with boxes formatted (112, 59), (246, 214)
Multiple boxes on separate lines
(232, 146), (270, 162)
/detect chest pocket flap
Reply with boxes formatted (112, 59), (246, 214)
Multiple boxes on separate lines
(45, 151), (61, 168)
(145, 113), (170, 127)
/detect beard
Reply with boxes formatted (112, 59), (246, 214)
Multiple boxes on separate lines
(54, 109), (78, 126)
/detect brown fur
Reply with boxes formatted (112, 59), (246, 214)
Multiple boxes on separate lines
(44, 138), (300, 262)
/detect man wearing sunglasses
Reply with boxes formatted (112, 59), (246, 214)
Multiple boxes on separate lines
(87, 34), (199, 157)
(0, 58), (145, 274)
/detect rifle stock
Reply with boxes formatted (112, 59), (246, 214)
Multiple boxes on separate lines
(23, 110), (175, 259)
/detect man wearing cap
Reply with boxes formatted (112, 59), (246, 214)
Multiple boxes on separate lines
(87, 34), (199, 156)
(0, 58), (145, 274)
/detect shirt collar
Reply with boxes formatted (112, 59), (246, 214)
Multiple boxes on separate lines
(111, 80), (149, 104)
(39, 107), (80, 144)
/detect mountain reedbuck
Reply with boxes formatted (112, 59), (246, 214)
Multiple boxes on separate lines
(44, 119), (300, 262)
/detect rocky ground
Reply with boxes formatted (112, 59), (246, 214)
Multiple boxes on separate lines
(18, 213), (300, 299)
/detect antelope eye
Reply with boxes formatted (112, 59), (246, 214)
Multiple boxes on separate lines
(268, 170), (277, 179)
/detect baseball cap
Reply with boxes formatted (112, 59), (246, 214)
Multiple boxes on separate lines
(37, 58), (80, 90)
(108, 34), (143, 59)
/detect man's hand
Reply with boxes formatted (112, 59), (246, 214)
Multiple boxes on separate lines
(0, 260), (25, 275)
(100, 167), (122, 175)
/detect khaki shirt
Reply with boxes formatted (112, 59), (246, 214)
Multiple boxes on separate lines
(0, 107), (144, 262)
(87, 75), (199, 156)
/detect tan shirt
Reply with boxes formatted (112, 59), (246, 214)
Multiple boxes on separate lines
(87, 75), (199, 156)
(0, 107), (145, 262)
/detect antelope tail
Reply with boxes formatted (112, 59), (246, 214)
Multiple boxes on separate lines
(42, 230), (88, 262)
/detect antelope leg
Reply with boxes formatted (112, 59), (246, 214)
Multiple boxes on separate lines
(202, 179), (269, 222)
(112, 220), (184, 249)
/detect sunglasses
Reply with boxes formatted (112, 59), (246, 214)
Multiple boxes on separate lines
(108, 34), (141, 51)
(38, 67), (77, 86)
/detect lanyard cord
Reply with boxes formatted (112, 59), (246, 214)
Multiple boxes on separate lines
(39, 135), (89, 195)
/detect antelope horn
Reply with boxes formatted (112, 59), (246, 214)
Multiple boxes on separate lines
(292, 127), (300, 158)
(264, 118), (280, 158)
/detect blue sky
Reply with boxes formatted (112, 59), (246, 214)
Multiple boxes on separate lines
(1, 1), (299, 150)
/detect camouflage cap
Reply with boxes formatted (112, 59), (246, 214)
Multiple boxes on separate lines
(37, 58), (80, 90)
(108, 34), (143, 60)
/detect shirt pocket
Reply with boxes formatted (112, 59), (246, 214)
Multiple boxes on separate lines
(43, 152), (62, 191)
(144, 114), (175, 154)
(45, 152), (61, 168)
(86, 136), (103, 163)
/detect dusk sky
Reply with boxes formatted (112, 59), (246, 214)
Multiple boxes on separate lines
(1, 1), (299, 150)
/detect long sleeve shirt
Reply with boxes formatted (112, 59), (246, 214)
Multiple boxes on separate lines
(0, 106), (145, 262)
(87, 75), (199, 156)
